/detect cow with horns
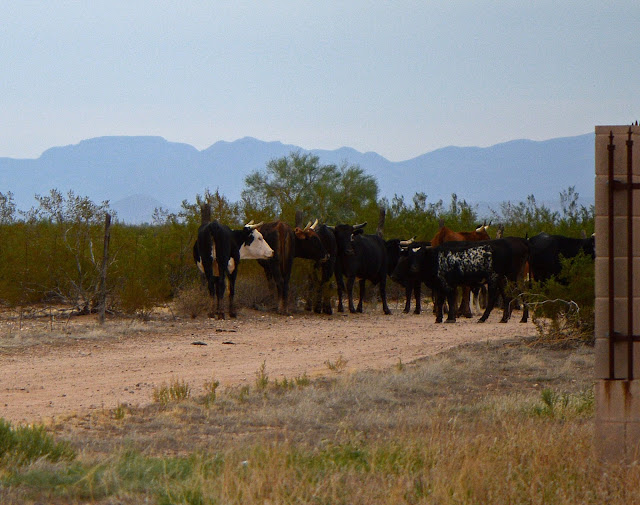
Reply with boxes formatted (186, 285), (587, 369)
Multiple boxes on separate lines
(430, 221), (492, 317)
(193, 220), (274, 319)
(392, 237), (529, 323)
(332, 222), (392, 315)
(390, 237), (431, 314)
(257, 219), (327, 314)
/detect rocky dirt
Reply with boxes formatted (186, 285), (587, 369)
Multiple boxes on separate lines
(0, 307), (537, 424)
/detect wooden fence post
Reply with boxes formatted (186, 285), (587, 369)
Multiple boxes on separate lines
(98, 213), (111, 325)
(376, 207), (386, 238)
(201, 204), (211, 225)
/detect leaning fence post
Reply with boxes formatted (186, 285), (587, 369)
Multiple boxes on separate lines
(98, 213), (111, 325)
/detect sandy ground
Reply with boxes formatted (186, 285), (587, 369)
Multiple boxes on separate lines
(0, 307), (537, 424)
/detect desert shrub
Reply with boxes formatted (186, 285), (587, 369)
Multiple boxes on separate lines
(173, 281), (210, 319)
(528, 251), (595, 346)
(0, 419), (75, 467)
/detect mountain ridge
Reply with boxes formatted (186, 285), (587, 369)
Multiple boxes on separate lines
(0, 133), (595, 223)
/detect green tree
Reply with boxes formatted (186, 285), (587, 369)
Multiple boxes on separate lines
(24, 190), (114, 312)
(172, 188), (242, 228)
(241, 152), (378, 224)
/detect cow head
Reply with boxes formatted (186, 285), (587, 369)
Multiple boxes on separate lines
(475, 220), (491, 234)
(239, 221), (274, 260)
(294, 219), (328, 262)
(333, 222), (367, 256)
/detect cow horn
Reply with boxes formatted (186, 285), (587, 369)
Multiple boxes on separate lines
(353, 222), (367, 230)
(244, 220), (255, 227)
(310, 218), (318, 230)
(245, 221), (263, 229)
(303, 221), (312, 231)
(399, 236), (416, 246)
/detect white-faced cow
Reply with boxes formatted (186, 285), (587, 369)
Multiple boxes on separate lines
(193, 220), (273, 319)
(332, 222), (392, 315)
(392, 238), (528, 323)
(257, 220), (327, 314)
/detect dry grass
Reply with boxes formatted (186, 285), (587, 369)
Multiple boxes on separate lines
(2, 337), (635, 504)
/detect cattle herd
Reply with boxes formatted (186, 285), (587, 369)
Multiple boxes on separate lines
(193, 218), (595, 323)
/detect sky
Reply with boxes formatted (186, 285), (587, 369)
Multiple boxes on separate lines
(2, 1), (639, 161)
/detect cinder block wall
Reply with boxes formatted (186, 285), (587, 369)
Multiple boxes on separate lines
(594, 125), (640, 463)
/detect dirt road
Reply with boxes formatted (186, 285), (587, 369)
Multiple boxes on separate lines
(0, 308), (537, 423)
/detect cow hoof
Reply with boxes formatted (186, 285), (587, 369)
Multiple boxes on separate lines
(414, 309), (421, 315)
(383, 309), (391, 315)
(402, 309), (410, 314)
(477, 318), (486, 323)
(435, 318), (443, 323)
(461, 313), (473, 319)
(499, 319), (508, 323)
(520, 318), (528, 323)
(445, 319), (456, 324)
(229, 312), (237, 319)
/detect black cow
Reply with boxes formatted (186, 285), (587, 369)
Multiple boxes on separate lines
(257, 220), (328, 314)
(528, 232), (595, 283)
(387, 238), (431, 314)
(303, 222), (337, 314)
(333, 222), (391, 315)
(194, 220), (274, 319)
(392, 238), (528, 323)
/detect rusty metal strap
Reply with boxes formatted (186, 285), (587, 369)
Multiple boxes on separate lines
(610, 180), (640, 191)
(611, 332), (640, 343)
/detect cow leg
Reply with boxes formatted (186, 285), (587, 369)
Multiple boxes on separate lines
(215, 275), (226, 320)
(519, 286), (529, 323)
(478, 283), (499, 323)
(379, 278), (391, 315)
(445, 291), (457, 323)
(458, 286), (473, 318)
(346, 276), (357, 313)
(403, 283), (412, 313)
(356, 278), (365, 313)
(413, 283), (422, 314)
(206, 275), (217, 318)
(227, 271), (238, 318)
(434, 292), (445, 323)
(498, 279), (512, 323)
(336, 273), (346, 312)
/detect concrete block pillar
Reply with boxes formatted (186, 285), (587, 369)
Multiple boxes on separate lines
(595, 124), (640, 463)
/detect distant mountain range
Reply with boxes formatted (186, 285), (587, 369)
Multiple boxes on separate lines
(0, 133), (595, 223)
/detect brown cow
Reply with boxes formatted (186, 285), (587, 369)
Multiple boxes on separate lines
(258, 220), (327, 314)
(430, 221), (491, 318)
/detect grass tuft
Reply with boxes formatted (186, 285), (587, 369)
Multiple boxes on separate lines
(152, 378), (191, 406)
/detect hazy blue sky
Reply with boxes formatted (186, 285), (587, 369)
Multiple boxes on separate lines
(2, 1), (638, 161)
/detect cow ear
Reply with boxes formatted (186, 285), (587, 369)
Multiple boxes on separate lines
(353, 228), (365, 236)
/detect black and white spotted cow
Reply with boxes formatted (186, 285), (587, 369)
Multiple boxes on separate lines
(193, 220), (274, 319)
(392, 238), (528, 323)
